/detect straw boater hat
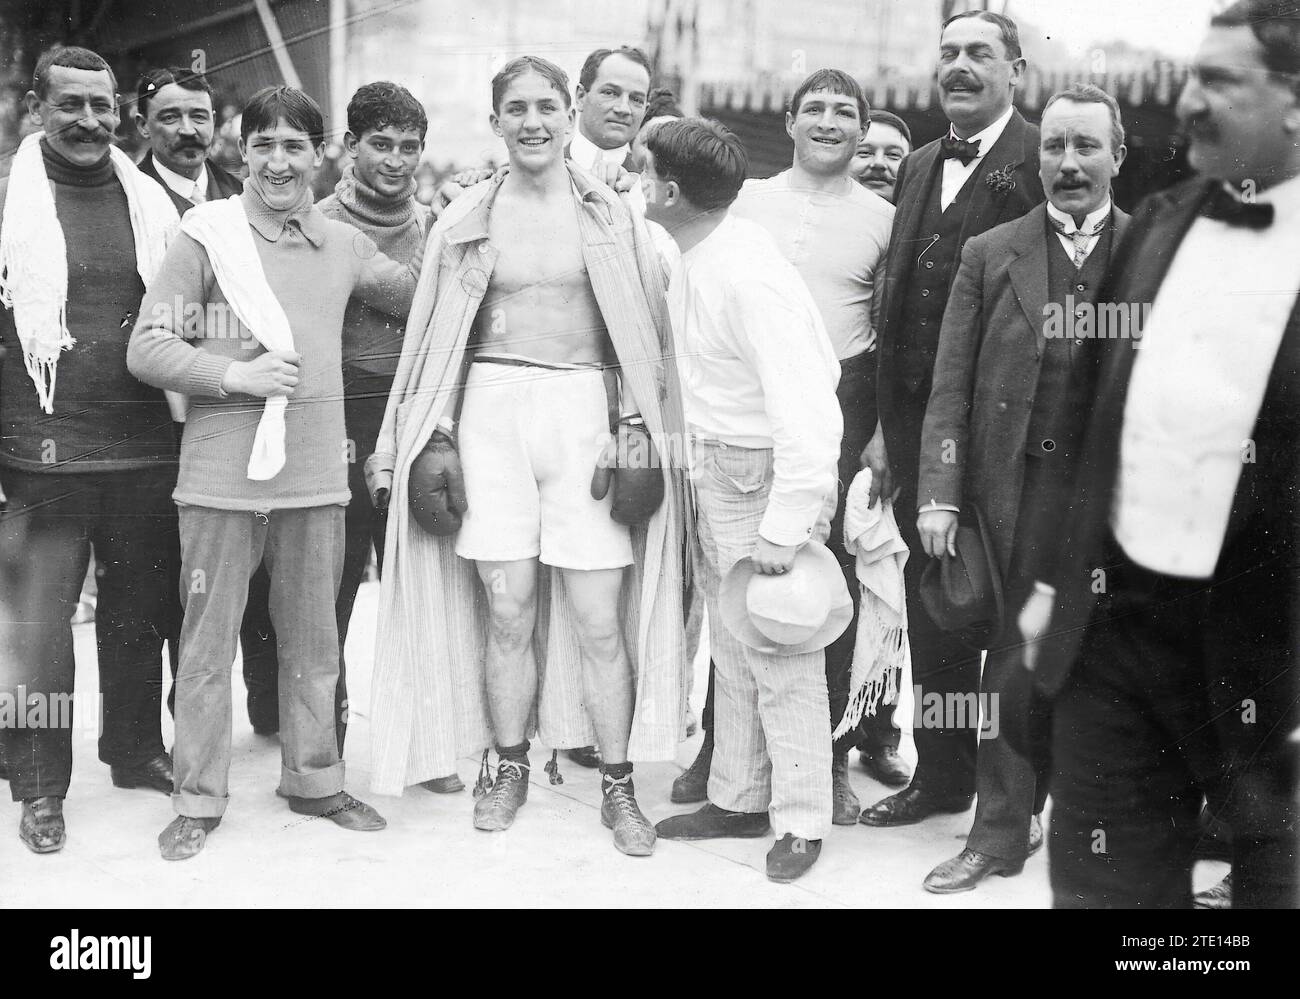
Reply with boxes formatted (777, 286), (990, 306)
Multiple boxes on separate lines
(719, 542), (853, 655)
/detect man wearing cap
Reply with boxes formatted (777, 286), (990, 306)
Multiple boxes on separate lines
(916, 83), (1130, 893)
(644, 118), (843, 882)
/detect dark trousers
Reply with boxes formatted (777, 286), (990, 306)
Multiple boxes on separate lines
(966, 454), (1055, 860)
(896, 490), (983, 802)
(240, 376), (390, 751)
(1049, 542), (1298, 909)
(0, 466), (178, 800)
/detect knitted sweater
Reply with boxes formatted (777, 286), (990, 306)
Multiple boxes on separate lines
(317, 165), (431, 380)
(127, 185), (420, 510)
(0, 141), (176, 472)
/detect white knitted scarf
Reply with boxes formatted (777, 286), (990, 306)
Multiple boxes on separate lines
(0, 132), (179, 413)
(180, 196), (295, 480)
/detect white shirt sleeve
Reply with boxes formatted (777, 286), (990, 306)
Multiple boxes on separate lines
(727, 280), (843, 545)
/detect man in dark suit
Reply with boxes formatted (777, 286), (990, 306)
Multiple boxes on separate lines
(916, 84), (1130, 893)
(1019, 0), (1300, 909)
(135, 67), (242, 211)
(135, 67), (278, 736)
(861, 8), (1044, 827)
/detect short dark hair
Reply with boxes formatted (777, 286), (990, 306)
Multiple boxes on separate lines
(1042, 83), (1125, 152)
(347, 80), (428, 140)
(578, 46), (652, 92)
(788, 68), (868, 125)
(867, 109), (912, 150)
(33, 45), (117, 100)
(1213, 0), (1300, 78)
(491, 56), (571, 113)
(941, 10), (1023, 61)
(240, 85), (325, 147)
(644, 117), (747, 212)
(136, 66), (213, 118)
(644, 87), (684, 122)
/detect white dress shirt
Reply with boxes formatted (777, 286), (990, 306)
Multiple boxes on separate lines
(1114, 172), (1300, 578)
(152, 156), (209, 204)
(570, 127), (646, 217)
(1046, 198), (1111, 264)
(668, 214), (843, 545)
(940, 104), (1014, 211)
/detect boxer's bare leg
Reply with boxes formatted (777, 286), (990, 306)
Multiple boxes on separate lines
(475, 558), (539, 746)
(561, 567), (632, 764)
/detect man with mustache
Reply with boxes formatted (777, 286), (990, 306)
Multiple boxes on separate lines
(134, 66), (283, 739)
(675, 69), (896, 824)
(917, 84), (1129, 893)
(851, 109), (912, 205)
(1019, 0), (1300, 909)
(862, 9), (1043, 829)
(0, 46), (181, 853)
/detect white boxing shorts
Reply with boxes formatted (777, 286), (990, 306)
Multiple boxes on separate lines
(454, 355), (634, 570)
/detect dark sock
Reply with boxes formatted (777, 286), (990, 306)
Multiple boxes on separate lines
(496, 740), (530, 763)
(601, 761), (633, 786)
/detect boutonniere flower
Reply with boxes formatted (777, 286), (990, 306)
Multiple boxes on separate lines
(985, 164), (1016, 193)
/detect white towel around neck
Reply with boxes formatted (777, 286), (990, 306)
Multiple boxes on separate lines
(0, 131), (179, 413)
(180, 196), (295, 480)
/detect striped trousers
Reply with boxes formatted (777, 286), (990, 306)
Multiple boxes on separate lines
(692, 442), (834, 840)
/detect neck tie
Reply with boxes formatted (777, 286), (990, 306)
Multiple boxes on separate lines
(1049, 214), (1107, 267)
(940, 135), (980, 165)
(190, 184), (207, 205)
(1200, 185), (1274, 228)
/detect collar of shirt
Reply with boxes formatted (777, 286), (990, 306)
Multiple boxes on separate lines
(946, 104), (1014, 163)
(152, 155), (209, 202)
(1046, 197), (1111, 235)
(570, 128), (629, 171)
(240, 187), (325, 246)
(442, 163), (612, 247)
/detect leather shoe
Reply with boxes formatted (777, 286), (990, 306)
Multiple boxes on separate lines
(285, 791), (387, 831)
(655, 802), (770, 840)
(20, 796), (66, 854)
(1028, 813), (1044, 857)
(158, 815), (221, 861)
(831, 753), (860, 825)
(859, 745), (912, 787)
(1194, 872), (1232, 910)
(421, 773), (465, 794)
(767, 833), (821, 882)
(859, 786), (972, 827)
(565, 745), (602, 769)
(924, 848), (1024, 893)
(111, 753), (173, 794)
(671, 736), (712, 804)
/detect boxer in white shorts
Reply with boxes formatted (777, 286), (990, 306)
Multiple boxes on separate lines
(455, 354), (633, 570)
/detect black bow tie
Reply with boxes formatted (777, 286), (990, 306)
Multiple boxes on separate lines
(1200, 185), (1274, 229)
(940, 135), (981, 165)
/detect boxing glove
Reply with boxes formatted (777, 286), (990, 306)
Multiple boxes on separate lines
(408, 430), (469, 536)
(590, 416), (664, 526)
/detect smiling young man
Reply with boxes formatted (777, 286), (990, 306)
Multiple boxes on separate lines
(851, 109), (912, 204)
(863, 9), (1044, 830)
(365, 56), (687, 858)
(674, 70), (895, 825)
(129, 85), (421, 860)
(917, 84), (1129, 894)
(0, 46), (181, 854)
(1018, 0), (1300, 909)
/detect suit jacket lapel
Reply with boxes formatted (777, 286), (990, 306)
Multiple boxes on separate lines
(1006, 204), (1050, 357)
(957, 109), (1031, 248)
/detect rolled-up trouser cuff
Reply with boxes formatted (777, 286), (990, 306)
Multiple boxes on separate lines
(278, 760), (345, 799)
(173, 790), (229, 819)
